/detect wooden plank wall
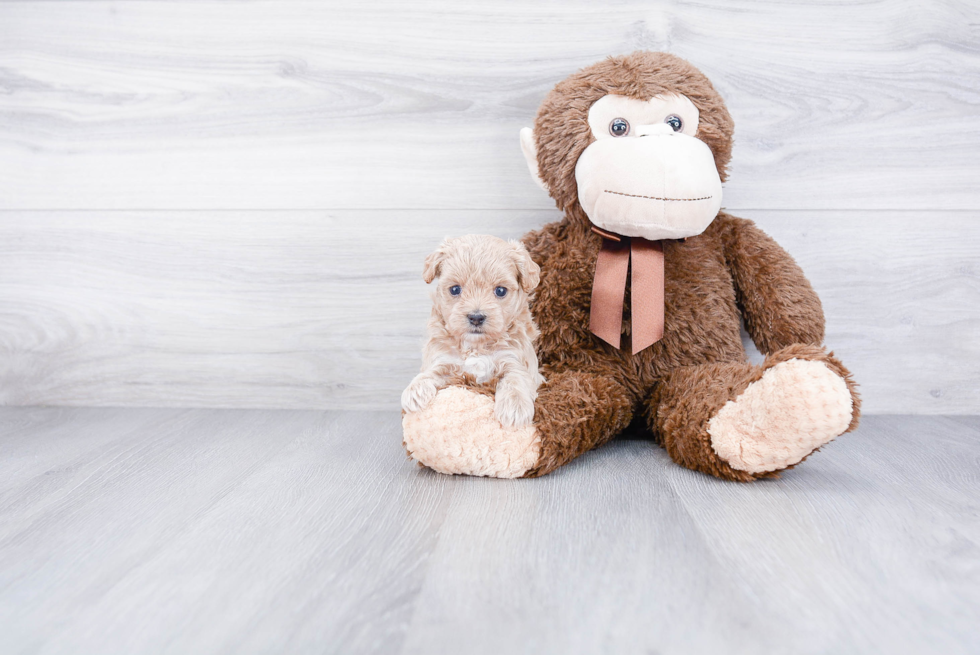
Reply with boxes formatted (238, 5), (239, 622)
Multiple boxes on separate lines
(0, 1), (978, 413)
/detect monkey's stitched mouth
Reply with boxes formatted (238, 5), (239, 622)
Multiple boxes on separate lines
(603, 190), (714, 202)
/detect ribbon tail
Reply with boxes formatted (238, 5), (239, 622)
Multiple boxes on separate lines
(589, 237), (630, 349)
(630, 238), (665, 354)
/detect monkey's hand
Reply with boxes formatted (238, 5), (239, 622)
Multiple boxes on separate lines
(402, 386), (541, 478)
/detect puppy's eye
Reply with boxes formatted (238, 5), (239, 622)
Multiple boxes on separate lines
(449, 285), (461, 296)
(609, 118), (630, 137)
(664, 115), (683, 132)
(494, 286), (507, 298)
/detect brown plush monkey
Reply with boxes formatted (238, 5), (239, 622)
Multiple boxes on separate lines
(403, 51), (860, 481)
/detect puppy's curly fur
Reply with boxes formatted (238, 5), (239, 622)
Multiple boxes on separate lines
(401, 235), (544, 428)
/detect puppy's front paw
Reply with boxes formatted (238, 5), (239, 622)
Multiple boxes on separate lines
(401, 377), (438, 413)
(494, 386), (535, 428)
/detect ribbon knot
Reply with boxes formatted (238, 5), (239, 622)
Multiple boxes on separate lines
(589, 228), (665, 355)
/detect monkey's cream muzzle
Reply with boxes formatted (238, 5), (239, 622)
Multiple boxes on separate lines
(575, 125), (722, 241)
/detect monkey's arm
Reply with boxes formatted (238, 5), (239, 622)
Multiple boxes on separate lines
(522, 356), (635, 477)
(716, 214), (825, 355)
(400, 348), (633, 478)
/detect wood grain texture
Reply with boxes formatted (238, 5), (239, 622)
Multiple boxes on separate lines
(1, 1), (978, 411)
(0, 409), (456, 654)
(1, 408), (978, 653)
(947, 415), (980, 433)
(0, 0), (978, 210)
(1, 210), (977, 413)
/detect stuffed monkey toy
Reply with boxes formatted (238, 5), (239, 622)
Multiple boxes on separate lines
(403, 51), (860, 481)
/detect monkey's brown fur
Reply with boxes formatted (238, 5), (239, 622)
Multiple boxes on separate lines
(519, 52), (860, 480)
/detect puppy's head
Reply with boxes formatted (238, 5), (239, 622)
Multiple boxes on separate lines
(422, 234), (540, 343)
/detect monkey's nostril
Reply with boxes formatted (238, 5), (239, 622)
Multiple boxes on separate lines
(467, 313), (486, 326)
(636, 122), (676, 137)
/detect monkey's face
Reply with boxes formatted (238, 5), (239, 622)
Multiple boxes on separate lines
(573, 93), (722, 241)
(520, 52), (734, 238)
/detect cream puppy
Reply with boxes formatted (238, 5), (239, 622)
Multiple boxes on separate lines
(401, 234), (544, 428)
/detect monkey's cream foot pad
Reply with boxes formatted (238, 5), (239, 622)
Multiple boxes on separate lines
(402, 386), (541, 478)
(708, 359), (854, 474)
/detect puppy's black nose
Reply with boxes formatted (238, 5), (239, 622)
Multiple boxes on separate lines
(467, 312), (486, 327)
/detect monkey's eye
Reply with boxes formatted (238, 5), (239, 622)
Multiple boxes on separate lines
(494, 286), (507, 298)
(449, 285), (461, 296)
(664, 115), (683, 132)
(609, 118), (630, 137)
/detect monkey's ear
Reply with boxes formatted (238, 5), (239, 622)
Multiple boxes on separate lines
(510, 241), (541, 293)
(520, 128), (548, 192)
(422, 242), (448, 284)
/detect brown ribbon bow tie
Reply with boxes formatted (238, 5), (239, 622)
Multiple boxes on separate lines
(589, 226), (665, 355)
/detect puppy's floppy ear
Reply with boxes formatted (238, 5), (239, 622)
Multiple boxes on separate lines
(509, 241), (541, 293)
(422, 238), (453, 284)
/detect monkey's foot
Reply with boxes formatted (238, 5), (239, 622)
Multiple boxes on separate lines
(402, 386), (541, 478)
(707, 359), (854, 474)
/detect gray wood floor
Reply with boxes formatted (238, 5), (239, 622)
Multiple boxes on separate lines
(1, 410), (978, 654)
